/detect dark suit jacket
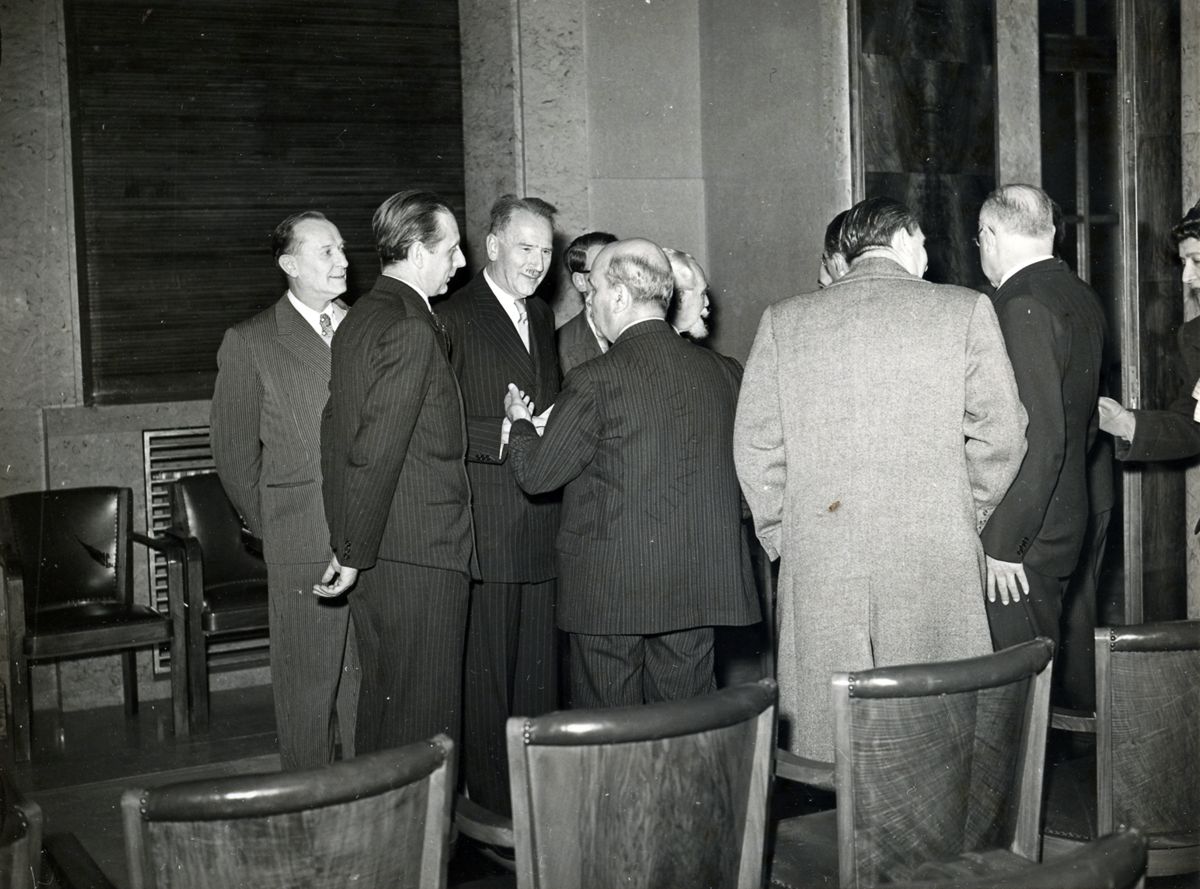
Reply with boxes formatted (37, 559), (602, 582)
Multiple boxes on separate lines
(320, 276), (473, 573)
(1118, 317), (1200, 461)
(981, 258), (1106, 577)
(507, 318), (760, 635)
(210, 295), (338, 565)
(556, 309), (604, 376)
(439, 272), (560, 582)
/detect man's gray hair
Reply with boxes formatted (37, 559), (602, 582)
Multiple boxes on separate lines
(981, 184), (1056, 239)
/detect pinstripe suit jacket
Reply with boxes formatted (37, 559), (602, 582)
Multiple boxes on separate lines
(210, 295), (339, 565)
(507, 318), (760, 635)
(556, 308), (604, 376)
(439, 272), (560, 582)
(320, 276), (473, 574)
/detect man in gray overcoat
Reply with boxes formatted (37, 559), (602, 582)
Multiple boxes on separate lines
(734, 197), (1028, 762)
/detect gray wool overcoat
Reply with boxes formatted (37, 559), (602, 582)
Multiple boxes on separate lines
(734, 256), (1029, 761)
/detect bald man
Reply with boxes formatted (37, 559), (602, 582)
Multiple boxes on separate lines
(503, 239), (760, 708)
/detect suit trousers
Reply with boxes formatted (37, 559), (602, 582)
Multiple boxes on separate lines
(985, 564), (1068, 654)
(569, 627), (716, 710)
(462, 578), (557, 815)
(350, 559), (469, 755)
(268, 562), (360, 770)
(1054, 509), (1111, 711)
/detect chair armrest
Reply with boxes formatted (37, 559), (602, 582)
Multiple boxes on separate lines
(130, 530), (188, 560)
(454, 794), (514, 848)
(1050, 706), (1096, 733)
(775, 749), (836, 791)
(43, 832), (119, 889)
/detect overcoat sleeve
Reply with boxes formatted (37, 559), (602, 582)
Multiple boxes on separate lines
(1118, 323), (1200, 461)
(732, 307), (786, 561)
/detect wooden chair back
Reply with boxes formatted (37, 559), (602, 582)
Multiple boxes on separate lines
(507, 679), (776, 889)
(121, 736), (454, 889)
(1098, 620), (1200, 871)
(834, 638), (1054, 886)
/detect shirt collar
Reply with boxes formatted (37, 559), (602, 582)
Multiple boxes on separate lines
(585, 310), (608, 352)
(998, 254), (1055, 289)
(286, 290), (342, 334)
(483, 268), (526, 308)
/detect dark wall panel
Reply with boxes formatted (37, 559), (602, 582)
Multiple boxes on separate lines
(67, 0), (465, 403)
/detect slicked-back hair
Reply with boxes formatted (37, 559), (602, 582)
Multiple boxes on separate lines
(822, 209), (850, 259)
(839, 197), (921, 261)
(373, 190), (455, 265)
(1172, 199), (1200, 246)
(488, 194), (558, 238)
(272, 210), (330, 260)
(980, 183), (1056, 239)
(604, 250), (674, 311)
(564, 231), (618, 274)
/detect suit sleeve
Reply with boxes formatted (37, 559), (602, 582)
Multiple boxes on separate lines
(732, 308), (786, 561)
(507, 378), (601, 493)
(1118, 323), (1200, 461)
(335, 317), (435, 569)
(443, 309), (507, 463)
(209, 327), (265, 536)
(980, 295), (1062, 562)
(961, 295), (1028, 532)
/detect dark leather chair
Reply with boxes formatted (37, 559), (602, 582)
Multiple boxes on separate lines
(887, 828), (1147, 889)
(0, 487), (188, 762)
(768, 638), (1054, 888)
(1043, 620), (1200, 878)
(121, 735), (454, 889)
(459, 679), (776, 889)
(163, 473), (268, 732)
(0, 766), (42, 889)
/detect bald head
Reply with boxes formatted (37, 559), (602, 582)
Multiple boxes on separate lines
(977, 183), (1056, 287)
(589, 238), (674, 341)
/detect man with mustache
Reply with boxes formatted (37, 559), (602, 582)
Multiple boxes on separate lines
(440, 194), (562, 815)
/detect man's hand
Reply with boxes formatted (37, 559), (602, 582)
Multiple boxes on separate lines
(313, 555), (358, 598)
(531, 403), (554, 436)
(1097, 396), (1136, 440)
(505, 383), (535, 423)
(985, 555), (1028, 605)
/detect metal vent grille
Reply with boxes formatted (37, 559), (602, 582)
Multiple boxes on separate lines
(141, 426), (268, 675)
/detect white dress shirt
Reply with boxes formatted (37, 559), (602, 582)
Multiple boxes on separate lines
(287, 291), (344, 338)
(483, 269), (530, 352)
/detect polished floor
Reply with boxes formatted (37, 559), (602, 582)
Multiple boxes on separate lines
(9, 684), (510, 888)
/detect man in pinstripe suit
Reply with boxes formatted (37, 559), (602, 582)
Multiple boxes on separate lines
(316, 191), (474, 754)
(210, 210), (359, 770)
(505, 238), (761, 708)
(440, 195), (561, 815)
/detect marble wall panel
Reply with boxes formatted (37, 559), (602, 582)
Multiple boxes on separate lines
(0, 408), (47, 498)
(995, 0), (1041, 184)
(1183, 0), (1199, 616)
(0, 0), (79, 410)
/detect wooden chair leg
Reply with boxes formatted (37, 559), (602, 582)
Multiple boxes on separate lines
(169, 635), (189, 740)
(10, 651), (33, 763)
(187, 615), (210, 733)
(121, 650), (139, 716)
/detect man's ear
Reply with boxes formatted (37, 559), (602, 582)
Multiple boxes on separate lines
(485, 232), (500, 263)
(830, 252), (850, 279)
(571, 270), (588, 292)
(277, 254), (296, 278)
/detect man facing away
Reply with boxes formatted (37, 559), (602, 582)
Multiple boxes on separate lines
(734, 197), (1028, 761)
(975, 184), (1106, 654)
(557, 230), (618, 376)
(316, 190), (473, 754)
(210, 210), (359, 770)
(439, 195), (562, 815)
(504, 238), (760, 708)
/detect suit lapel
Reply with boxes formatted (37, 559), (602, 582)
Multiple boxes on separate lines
(377, 276), (451, 359)
(473, 283), (534, 376)
(274, 296), (331, 379)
